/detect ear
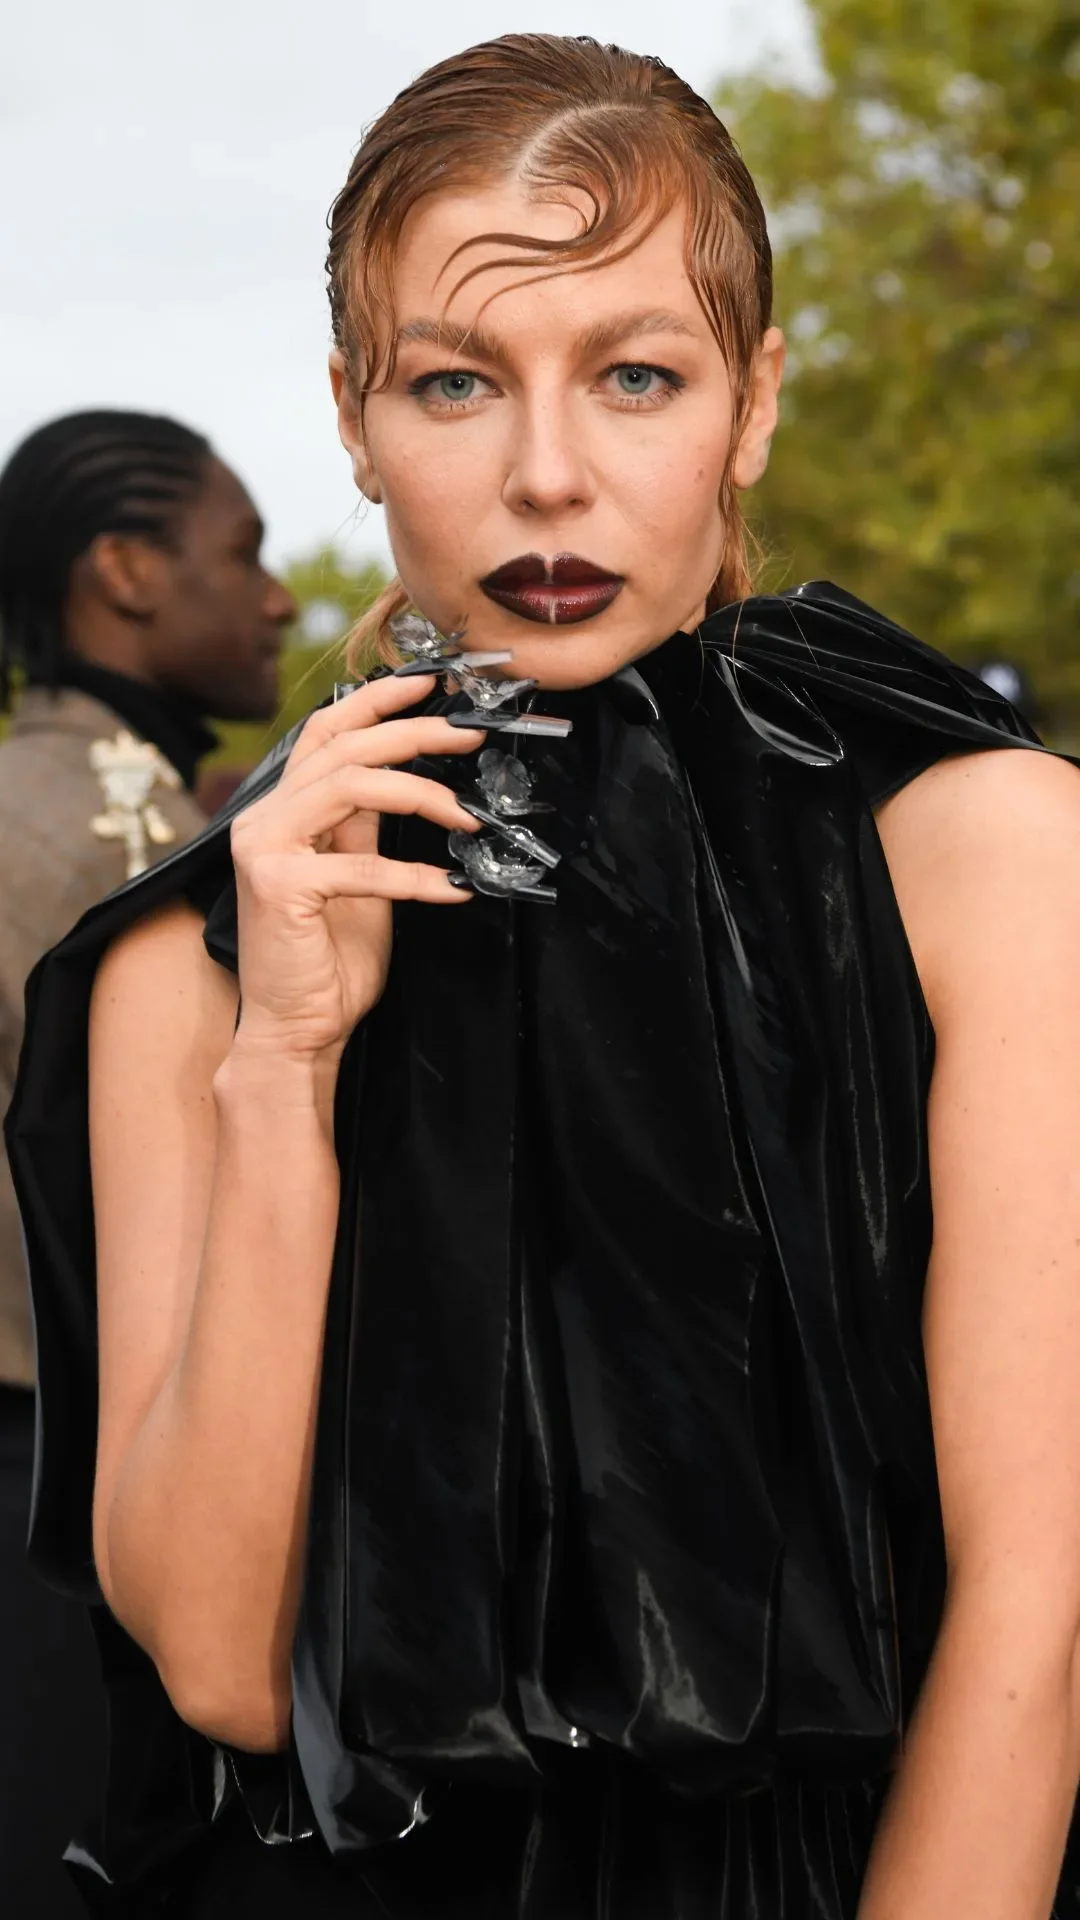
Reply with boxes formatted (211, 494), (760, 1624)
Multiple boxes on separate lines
(329, 348), (382, 505)
(732, 326), (786, 491)
(87, 533), (172, 619)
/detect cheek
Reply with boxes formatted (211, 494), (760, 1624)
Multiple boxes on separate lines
(618, 426), (730, 551)
(372, 445), (481, 623)
(380, 447), (449, 532)
(374, 433), (484, 577)
(167, 567), (220, 630)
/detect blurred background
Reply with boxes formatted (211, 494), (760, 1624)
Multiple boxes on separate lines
(3, 0), (1077, 767)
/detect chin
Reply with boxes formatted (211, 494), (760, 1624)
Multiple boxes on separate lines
(477, 614), (675, 693)
(240, 696), (281, 725)
(206, 690), (279, 725)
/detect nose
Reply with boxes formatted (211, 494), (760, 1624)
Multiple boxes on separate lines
(502, 390), (595, 520)
(263, 570), (298, 629)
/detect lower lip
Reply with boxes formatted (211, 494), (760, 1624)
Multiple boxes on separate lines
(480, 579), (624, 626)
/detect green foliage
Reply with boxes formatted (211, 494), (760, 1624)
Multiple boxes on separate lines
(208, 545), (389, 770)
(280, 546), (389, 642)
(716, 0), (1080, 721)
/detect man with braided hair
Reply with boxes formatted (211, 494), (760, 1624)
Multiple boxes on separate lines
(0, 409), (294, 1916)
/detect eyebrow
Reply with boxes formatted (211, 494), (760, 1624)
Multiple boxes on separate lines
(395, 307), (699, 368)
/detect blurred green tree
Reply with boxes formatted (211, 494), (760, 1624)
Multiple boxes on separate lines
(207, 544), (388, 775)
(717, 0), (1080, 720)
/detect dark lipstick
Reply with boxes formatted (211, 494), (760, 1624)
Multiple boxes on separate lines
(479, 553), (624, 626)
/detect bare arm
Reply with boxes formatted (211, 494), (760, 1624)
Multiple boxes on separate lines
(860, 748), (1080, 1918)
(91, 906), (338, 1749)
(90, 675), (483, 1750)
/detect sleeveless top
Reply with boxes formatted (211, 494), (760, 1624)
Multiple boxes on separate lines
(9, 582), (1076, 1917)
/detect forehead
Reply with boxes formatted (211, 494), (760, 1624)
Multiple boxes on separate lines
(180, 457), (258, 535)
(391, 184), (700, 336)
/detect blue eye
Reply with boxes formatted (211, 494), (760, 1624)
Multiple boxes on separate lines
(614, 365), (657, 394)
(436, 372), (476, 402)
(408, 369), (489, 409)
(602, 363), (684, 405)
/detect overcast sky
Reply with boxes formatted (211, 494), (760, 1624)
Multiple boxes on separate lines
(3, 1), (814, 573)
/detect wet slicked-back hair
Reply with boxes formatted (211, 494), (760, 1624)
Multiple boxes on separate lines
(0, 409), (211, 706)
(326, 33), (773, 656)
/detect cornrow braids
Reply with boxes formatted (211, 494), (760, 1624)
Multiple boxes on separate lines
(0, 409), (212, 707)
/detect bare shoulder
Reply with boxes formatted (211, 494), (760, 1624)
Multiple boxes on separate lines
(876, 746), (1080, 1020)
(91, 900), (239, 1095)
(877, 742), (1080, 844)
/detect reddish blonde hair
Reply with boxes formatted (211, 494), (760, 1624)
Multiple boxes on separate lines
(326, 34), (773, 660)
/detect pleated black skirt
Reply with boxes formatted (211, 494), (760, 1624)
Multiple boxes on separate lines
(168, 1767), (888, 1920)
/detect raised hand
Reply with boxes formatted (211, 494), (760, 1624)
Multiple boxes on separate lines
(228, 674), (483, 1062)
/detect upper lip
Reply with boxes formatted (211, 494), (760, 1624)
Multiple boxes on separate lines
(479, 553), (624, 590)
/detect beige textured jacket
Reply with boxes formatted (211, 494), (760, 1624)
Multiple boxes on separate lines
(0, 687), (207, 1386)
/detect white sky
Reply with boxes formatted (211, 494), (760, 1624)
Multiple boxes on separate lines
(2, 1), (814, 573)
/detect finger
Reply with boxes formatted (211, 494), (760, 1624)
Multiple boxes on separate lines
(245, 849), (473, 906)
(236, 767), (482, 853)
(279, 714), (488, 795)
(284, 673), (442, 775)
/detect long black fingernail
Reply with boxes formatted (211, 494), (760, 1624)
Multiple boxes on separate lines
(445, 873), (475, 893)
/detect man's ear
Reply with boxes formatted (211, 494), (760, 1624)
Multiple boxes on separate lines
(732, 326), (786, 491)
(329, 349), (382, 505)
(86, 533), (170, 619)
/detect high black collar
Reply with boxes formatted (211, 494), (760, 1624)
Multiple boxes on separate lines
(35, 657), (218, 791)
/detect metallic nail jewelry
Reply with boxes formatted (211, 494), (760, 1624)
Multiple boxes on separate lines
(335, 615), (572, 905)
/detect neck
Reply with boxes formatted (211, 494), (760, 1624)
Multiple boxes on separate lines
(62, 623), (158, 686)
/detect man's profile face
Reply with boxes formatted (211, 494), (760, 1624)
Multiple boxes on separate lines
(148, 458), (296, 722)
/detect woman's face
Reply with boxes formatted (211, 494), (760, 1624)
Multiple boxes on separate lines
(333, 183), (784, 690)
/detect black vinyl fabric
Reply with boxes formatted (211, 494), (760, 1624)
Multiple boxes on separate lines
(8, 582), (1078, 1916)
(0, 1387), (107, 1919)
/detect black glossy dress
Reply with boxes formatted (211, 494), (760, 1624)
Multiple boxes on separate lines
(8, 584), (1080, 1917)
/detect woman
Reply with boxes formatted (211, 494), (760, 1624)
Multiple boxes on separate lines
(9, 33), (1080, 1920)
